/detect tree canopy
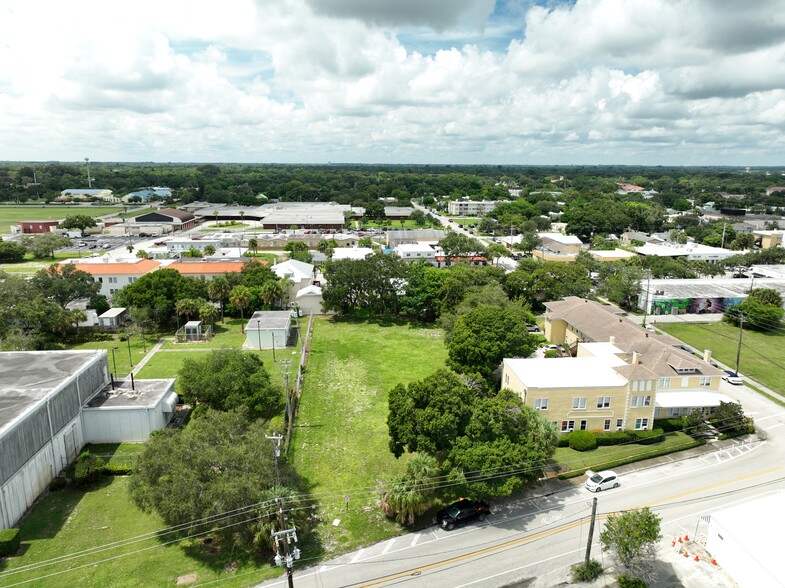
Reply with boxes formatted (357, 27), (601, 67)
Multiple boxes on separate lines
(388, 370), (555, 498)
(31, 263), (100, 309)
(178, 349), (283, 419)
(129, 409), (311, 555)
(59, 214), (97, 232)
(447, 304), (537, 378)
(321, 253), (407, 316)
(600, 507), (662, 583)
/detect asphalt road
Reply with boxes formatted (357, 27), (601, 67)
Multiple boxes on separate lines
(257, 381), (785, 588)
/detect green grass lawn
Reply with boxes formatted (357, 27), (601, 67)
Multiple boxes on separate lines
(290, 317), (448, 556)
(553, 432), (698, 474)
(68, 334), (159, 379)
(81, 443), (146, 467)
(0, 477), (279, 588)
(0, 251), (91, 276)
(160, 318), (250, 349)
(0, 205), (125, 233)
(658, 321), (785, 395)
(242, 253), (280, 265)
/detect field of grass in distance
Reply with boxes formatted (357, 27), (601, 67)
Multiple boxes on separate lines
(290, 317), (448, 556)
(0, 205), (125, 233)
(0, 477), (279, 588)
(658, 321), (785, 395)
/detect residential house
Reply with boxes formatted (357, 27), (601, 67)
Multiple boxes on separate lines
(272, 259), (314, 301)
(63, 259), (161, 299)
(532, 233), (583, 262)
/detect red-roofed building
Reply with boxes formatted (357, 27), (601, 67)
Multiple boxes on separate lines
(64, 259), (161, 299)
(19, 220), (61, 234)
(433, 255), (488, 269)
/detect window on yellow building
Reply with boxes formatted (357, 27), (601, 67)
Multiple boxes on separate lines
(572, 397), (587, 409)
(631, 395), (651, 408)
(561, 420), (575, 432)
(634, 418), (649, 430)
(534, 398), (548, 410)
(616, 419), (623, 430)
(658, 377), (671, 387)
(580, 420), (588, 430)
(604, 419), (611, 431)
(699, 376), (711, 386)
(596, 396), (611, 408)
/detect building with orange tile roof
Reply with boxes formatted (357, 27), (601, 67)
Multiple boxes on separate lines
(64, 259), (161, 299)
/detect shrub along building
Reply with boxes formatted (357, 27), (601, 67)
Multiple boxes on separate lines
(501, 297), (733, 434)
(0, 351), (177, 530)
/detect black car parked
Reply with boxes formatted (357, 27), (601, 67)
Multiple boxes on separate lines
(436, 499), (491, 531)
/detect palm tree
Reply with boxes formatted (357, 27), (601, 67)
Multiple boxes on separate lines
(126, 244), (134, 254)
(198, 302), (220, 332)
(247, 238), (258, 256)
(208, 276), (232, 323)
(175, 298), (201, 322)
(229, 285), (252, 332)
(204, 244), (216, 256)
(239, 210), (245, 225)
(379, 453), (439, 525)
(259, 280), (283, 309)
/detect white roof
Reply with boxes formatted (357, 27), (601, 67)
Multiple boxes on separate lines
(395, 243), (434, 253)
(98, 307), (126, 319)
(273, 259), (313, 281)
(504, 356), (628, 389)
(332, 248), (374, 260)
(538, 232), (583, 245)
(635, 242), (736, 258)
(589, 248), (637, 259)
(579, 342), (624, 357)
(296, 285), (322, 298)
(655, 391), (737, 408)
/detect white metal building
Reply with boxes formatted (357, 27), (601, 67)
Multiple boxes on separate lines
(244, 311), (292, 350)
(705, 491), (784, 587)
(0, 351), (108, 530)
(82, 379), (177, 443)
(0, 351), (178, 530)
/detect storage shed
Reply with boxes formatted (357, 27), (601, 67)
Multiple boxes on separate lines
(98, 307), (127, 329)
(82, 379), (177, 443)
(244, 311), (291, 350)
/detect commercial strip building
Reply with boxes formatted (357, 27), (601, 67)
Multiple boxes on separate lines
(501, 298), (731, 433)
(0, 351), (177, 529)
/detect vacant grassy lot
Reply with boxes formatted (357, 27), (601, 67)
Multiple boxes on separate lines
(659, 321), (785, 395)
(0, 477), (278, 588)
(0, 205), (124, 233)
(553, 432), (699, 473)
(290, 317), (448, 555)
(68, 334), (159, 379)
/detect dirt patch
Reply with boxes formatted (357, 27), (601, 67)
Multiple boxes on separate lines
(176, 572), (198, 585)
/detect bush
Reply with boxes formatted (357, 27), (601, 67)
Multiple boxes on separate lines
(618, 575), (647, 588)
(49, 477), (68, 491)
(556, 435), (570, 447)
(73, 452), (106, 487)
(634, 428), (665, 445)
(571, 558), (603, 582)
(568, 430), (597, 451)
(103, 464), (133, 476)
(654, 418), (683, 433)
(595, 431), (636, 446)
(0, 528), (21, 557)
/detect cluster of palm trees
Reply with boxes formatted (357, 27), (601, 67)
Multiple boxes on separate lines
(379, 453), (439, 524)
(175, 276), (292, 333)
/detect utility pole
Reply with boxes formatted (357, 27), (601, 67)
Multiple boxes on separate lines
(281, 359), (292, 425)
(734, 313), (745, 377)
(272, 498), (300, 588)
(585, 496), (598, 566)
(266, 433), (283, 490)
(641, 272), (652, 327)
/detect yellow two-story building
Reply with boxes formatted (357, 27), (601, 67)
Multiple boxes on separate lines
(501, 297), (734, 433)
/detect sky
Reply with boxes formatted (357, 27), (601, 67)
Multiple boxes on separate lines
(2, 0), (785, 166)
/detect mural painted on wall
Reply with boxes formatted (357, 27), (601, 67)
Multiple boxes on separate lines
(652, 297), (745, 315)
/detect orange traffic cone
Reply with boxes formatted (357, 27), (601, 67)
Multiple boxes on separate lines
(711, 559), (718, 566)
(683, 551), (689, 558)
(678, 537), (683, 543)
(684, 534), (690, 541)
(694, 555), (700, 562)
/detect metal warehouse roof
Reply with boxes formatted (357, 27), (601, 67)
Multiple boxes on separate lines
(0, 350), (104, 434)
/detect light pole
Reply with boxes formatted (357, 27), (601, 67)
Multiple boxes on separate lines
(84, 157), (92, 189)
(126, 335), (133, 368)
(257, 319), (262, 352)
(110, 346), (118, 378)
(272, 334), (276, 363)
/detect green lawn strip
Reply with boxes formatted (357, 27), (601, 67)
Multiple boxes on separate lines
(358, 220), (430, 229)
(290, 317), (448, 556)
(0, 206), (126, 233)
(67, 334), (159, 379)
(0, 477), (278, 588)
(658, 322), (785, 396)
(553, 432), (701, 478)
(81, 443), (146, 467)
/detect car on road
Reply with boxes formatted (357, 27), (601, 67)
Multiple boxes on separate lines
(101, 243), (112, 249)
(722, 370), (743, 385)
(585, 470), (620, 493)
(436, 499), (491, 531)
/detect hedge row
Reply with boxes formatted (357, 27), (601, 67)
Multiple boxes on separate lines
(0, 528), (21, 557)
(558, 429), (666, 450)
(557, 436), (704, 479)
